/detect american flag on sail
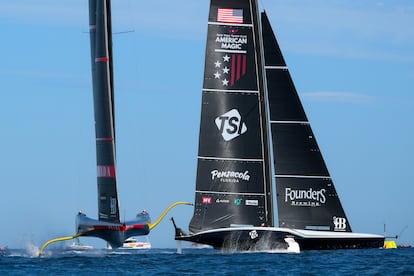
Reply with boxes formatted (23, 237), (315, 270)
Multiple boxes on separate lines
(217, 8), (243, 24)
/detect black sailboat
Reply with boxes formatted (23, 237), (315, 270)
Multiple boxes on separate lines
(172, 0), (384, 250)
(75, 0), (150, 248)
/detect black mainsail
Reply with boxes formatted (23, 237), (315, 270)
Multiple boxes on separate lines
(173, 0), (384, 250)
(262, 12), (351, 232)
(90, 0), (119, 224)
(75, 0), (150, 248)
(188, 0), (273, 234)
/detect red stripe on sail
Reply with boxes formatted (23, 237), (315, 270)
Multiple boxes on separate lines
(236, 55), (241, 80)
(89, 25), (96, 30)
(97, 165), (116, 178)
(231, 54), (236, 86)
(242, 55), (246, 75)
(95, 57), (109, 62)
(96, 137), (114, 141)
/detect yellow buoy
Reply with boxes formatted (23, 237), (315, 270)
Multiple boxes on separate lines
(383, 240), (397, 249)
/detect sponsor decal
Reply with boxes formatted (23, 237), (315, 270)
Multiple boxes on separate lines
(245, 199), (258, 206)
(213, 51), (247, 87)
(215, 36), (247, 50)
(234, 198), (242, 206)
(212, 28), (248, 87)
(217, 8), (243, 24)
(285, 188), (326, 207)
(99, 213), (108, 219)
(97, 165), (116, 178)
(249, 230), (258, 239)
(110, 197), (117, 215)
(216, 198), (230, 204)
(202, 196), (212, 205)
(215, 109), (247, 141)
(333, 217), (347, 231)
(211, 169), (250, 183)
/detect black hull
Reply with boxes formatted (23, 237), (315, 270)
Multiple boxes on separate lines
(177, 228), (289, 251)
(175, 226), (384, 251)
(296, 236), (384, 250)
(76, 212), (150, 248)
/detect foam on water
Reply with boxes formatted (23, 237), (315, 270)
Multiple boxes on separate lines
(23, 241), (40, 257)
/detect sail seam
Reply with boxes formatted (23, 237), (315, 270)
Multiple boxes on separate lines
(202, 88), (259, 94)
(215, 49), (247, 54)
(275, 174), (331, 179)
(198, 156), (264, 162)
(196, 190), (265, 196)
(208, 22), (253, 27)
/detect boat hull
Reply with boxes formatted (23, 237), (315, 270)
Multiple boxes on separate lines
(76, 211), (150, 248)
(175, 227), (384, 250)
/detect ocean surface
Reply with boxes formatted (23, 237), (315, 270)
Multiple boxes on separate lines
(1, 247), (413, 275)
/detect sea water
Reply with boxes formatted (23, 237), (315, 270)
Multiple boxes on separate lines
(1, 248), (413, 275)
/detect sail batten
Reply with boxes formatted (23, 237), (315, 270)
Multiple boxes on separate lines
(276, 175), (332, 179)
(196, 191), (266, 196)
(198, 156), (264, 162)
(271, 120), (309, 124)
(202, 89), (259, 93)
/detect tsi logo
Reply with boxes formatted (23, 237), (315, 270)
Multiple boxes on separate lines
(333, 216), (347, 231)
(215, 109), (247, 141)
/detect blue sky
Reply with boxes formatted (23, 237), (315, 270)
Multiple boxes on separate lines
(1, 0), (413, 249)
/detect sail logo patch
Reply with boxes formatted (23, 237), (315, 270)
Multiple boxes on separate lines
(215, 109), (247, 141)
(234, 198), (242, 206)
(202, 196), (212, 205)
(213, 53), (247, 87)
(245, 200), (258, 206)
(249, 230), (259, 240)
(216, 199), (230, 204)
(285, 188), (326, 207)
(217, 8), (243, 24)
(97, 165), (116, 178)
(211, 169), (250, 183)
(333, 217), (347, 231)
(110, 197), (117, 215)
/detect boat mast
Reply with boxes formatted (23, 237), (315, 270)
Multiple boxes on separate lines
(251, 0), (274, 227)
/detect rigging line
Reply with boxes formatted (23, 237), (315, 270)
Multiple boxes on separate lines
(149, 201), (193, 230)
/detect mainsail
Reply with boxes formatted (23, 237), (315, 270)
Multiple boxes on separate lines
(188, 0), (273, 234)
(262, 12), (351, 232)
(89, 0), (120, 223)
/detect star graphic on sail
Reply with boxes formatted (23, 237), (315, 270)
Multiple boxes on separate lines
(213, 53), (247, 87)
